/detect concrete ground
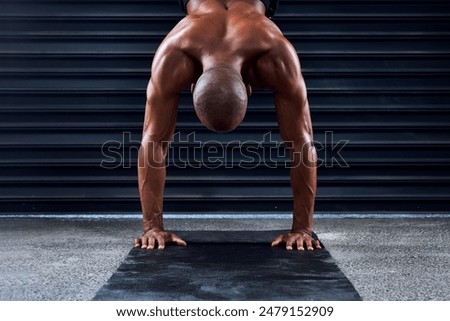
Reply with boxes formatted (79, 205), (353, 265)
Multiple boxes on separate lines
(0, 217), (448, 301)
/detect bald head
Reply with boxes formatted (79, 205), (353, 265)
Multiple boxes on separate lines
(193, 66), (249, 133)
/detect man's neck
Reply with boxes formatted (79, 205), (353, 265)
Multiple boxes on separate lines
(201, 58), (244, 76)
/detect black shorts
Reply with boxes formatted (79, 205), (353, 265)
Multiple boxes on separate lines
(177, 0), (279, 18)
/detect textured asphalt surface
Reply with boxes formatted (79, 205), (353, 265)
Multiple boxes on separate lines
(0, 217), (448, 301)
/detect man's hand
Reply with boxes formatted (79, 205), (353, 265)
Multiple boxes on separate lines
(271, 230), (321, 251)
(134, 229), (187, 250)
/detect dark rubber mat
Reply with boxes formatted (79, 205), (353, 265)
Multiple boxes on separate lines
(93, 231), (361, 301)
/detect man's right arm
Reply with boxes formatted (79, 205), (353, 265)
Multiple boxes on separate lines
(134, 44), (196, 249)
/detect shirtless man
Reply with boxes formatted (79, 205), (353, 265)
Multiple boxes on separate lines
(134, 0), (321, 251)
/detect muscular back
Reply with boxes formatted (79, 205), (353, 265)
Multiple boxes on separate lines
(155, 0), (289, 85)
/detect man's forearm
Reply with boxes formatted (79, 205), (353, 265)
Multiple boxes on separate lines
(138, 141), (167, 233)
(290, 142), (317, 233)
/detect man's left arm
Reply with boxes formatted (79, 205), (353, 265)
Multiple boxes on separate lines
(270, 86), (321, 251)
(256, 39), (321, 250)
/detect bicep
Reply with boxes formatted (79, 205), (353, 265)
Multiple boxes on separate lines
(149, 45), (196, 97)
(142, 47), (196, 140)
(142, 81), (179, 142)
(259, 41), (312, 140)
(255, 38), (304, 95)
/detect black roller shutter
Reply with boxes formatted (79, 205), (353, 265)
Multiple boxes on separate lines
(1, 0), (449, 215)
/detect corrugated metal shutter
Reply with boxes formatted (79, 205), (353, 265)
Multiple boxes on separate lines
(1, 0), (449, 215)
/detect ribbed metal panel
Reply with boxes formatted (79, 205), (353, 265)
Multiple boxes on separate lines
(1, 0), (449, 215)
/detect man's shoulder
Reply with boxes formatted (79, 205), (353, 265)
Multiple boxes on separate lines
(161, 16), (217, 50)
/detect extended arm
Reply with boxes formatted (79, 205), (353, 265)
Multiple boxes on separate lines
(270, 84), (321, 251)
(134, 44), (196, 249)
(254, 39), (321, 250)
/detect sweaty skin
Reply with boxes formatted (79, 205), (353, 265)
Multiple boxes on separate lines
(134, 0), (320, 251)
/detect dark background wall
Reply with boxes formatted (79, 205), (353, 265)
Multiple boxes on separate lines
(1, 0), (449, 215)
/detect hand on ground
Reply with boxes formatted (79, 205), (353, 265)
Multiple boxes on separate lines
(271, 230), (321, 251)
(134, 229), (187, 250)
